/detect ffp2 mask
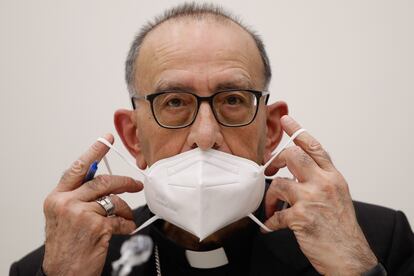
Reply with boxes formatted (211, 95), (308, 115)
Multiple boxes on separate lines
(97, 128), (305, 240)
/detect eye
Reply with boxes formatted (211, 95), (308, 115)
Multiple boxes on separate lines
(167, 97), (184, 107)
(224, 94), (244, 105)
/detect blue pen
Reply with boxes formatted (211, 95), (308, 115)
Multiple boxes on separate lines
(83, 160), (98, 183)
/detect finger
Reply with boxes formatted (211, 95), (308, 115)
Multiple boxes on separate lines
(269, 146), (320, 182)
(265, 177), (299, 218)
(89, 195), (135, 220)
(263, 208), (293, 232)
(57, 133), (114, 192)
(108, 216), (137, 235)
(75, 175), (143, 202)
(281, 115), (334, 171)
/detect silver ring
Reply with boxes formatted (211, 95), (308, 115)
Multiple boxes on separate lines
(96, 195), (115, 216)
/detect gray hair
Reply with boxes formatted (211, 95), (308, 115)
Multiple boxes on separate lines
(125, 2), (272, 97)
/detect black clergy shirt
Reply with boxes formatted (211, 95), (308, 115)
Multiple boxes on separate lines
(10, 201), (414, 275)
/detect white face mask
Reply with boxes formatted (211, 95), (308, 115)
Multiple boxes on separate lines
(97, 128), (305, 241)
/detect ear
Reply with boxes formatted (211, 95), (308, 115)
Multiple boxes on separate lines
(114, 109), (147, 169)
(263, 101), (288, 163)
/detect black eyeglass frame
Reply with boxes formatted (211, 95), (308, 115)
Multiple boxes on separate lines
(131, 89), (270, 129)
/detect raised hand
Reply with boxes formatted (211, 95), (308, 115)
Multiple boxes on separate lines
(42, 134), (143, 275)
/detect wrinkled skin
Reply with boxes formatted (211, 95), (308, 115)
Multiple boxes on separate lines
(42, 17), (377, 276)
(42, 134), (143, 275)
(263, 116), (377, 275)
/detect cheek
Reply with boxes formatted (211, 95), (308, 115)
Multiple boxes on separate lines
(224, 123), (266, 164)
(136, 108), (159, 162)
(137, 114), (188, 165)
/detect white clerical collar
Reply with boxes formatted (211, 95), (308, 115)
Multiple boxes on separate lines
(185, 247), (229, 269)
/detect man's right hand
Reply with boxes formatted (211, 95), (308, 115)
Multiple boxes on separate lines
(42, 134), (143, 275)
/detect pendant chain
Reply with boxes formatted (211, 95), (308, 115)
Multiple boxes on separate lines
(155, 245), (162, 276)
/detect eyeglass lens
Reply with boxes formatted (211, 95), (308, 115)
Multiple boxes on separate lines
(152, 90), (258, 128)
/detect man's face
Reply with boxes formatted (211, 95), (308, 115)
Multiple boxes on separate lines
(123, 18), (283, 168)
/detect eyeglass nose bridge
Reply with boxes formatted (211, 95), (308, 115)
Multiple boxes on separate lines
(189, 94), (220, 126)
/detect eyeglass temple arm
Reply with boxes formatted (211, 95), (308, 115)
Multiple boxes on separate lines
(262, 91), (270, 104)
(130, 95), (146, 110)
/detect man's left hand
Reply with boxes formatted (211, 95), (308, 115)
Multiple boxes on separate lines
(264, 115), (378, 275)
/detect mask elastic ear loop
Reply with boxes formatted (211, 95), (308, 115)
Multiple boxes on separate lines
(263, 128), (306, 180)
(130, 215), (160, 235)
(251, 129), (306, 233)
(97, 137), (159, 235)
(103, 156), (113, 175)
(97, 137), (147, 180)
(248, 213), (272, 232)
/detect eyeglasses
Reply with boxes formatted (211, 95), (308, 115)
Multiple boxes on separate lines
(131, 89), (270, 129)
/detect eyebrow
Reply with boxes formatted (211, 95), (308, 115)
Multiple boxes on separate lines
(153, 77), (254, 93)
(154, 81), (195, 93)
(215, 79), (254, 91)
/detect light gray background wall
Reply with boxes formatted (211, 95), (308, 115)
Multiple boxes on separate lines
(1, 0), (413, 274)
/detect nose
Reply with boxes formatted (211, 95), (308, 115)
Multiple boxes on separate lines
(186, 102), (224, 150)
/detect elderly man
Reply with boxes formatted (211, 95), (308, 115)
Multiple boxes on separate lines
(10, 3), (414, 276)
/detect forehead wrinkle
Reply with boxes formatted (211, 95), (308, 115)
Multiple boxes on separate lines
(136, 18), (264, 94)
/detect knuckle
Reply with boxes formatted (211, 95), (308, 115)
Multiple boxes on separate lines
(91, 141), (101, 154)
(319, 180), (335, 197)
(92, 218), (107, 234)
(289, 146), (314, 166)
(54, 202), (70, 217)
(269, 214), (279, 228)
(91, 175), (112, 192)
(319, 172), (348, 197)
(75, 207), (90, 221)
(69, 208), (90, 228)
(292, 203), (307, 221)
(118, 217), (127, 229)
(308, 140), (334, 164)
(111, 217), (123, 233)
(308, 139), (323, 152)
(120, 176), (131, 188)
(307, 139), (333, 161)
(56, 199), (77, 217)
(43, 194), (56, 213)
(109, 194), (119, 204)
(110, 195), (121, 212)
(44, 194), (72, 216)
(70, 159), (86, 174)
(59, 160), (86, 184)
(97, 235), (111, 249)
(269, 212), (283, 229)
(291, 204), (317, 235)
(115, 197), (129, 213)
(99, 235), (111, 250)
